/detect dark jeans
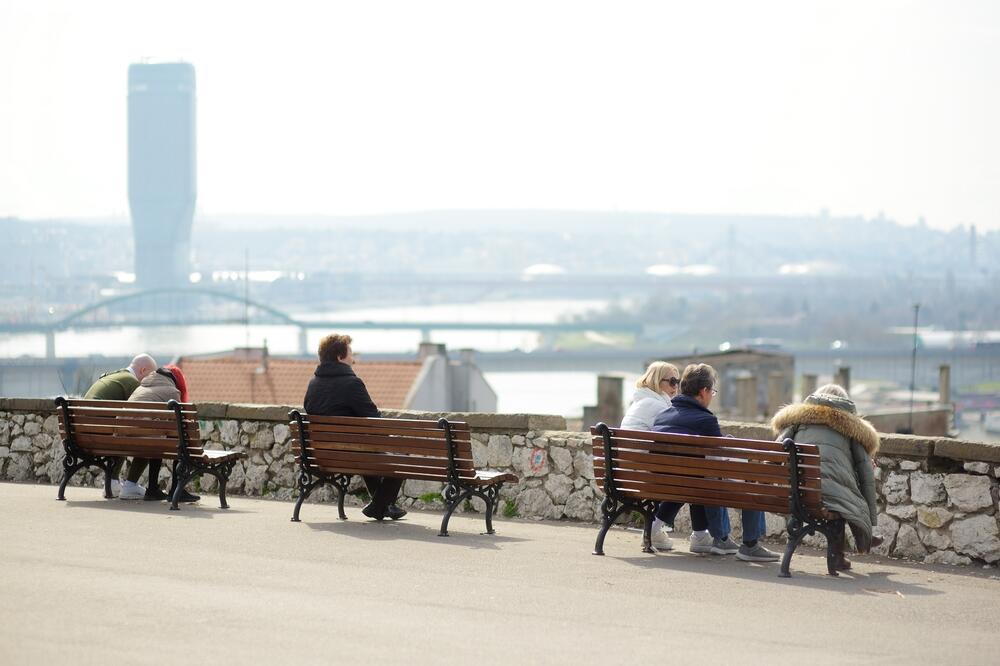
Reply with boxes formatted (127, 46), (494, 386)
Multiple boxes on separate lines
(126, 458), (159, 484)
(363, 475), (403, 511)
(655, 502), (709, 532)
(705, 506), (766, 544)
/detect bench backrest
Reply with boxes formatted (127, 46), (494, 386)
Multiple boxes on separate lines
(591, 424), (824, 517)
(56, 397), (205, 461)
(289, 412), (475, 483)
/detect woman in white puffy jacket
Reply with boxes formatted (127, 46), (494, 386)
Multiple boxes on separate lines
(620, 361), (680, 430)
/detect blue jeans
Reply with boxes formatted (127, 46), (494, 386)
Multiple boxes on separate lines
(705, 506), (766, 544)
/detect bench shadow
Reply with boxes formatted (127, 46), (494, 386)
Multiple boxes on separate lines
(59, 498), (250, 519)
(302, 517), (528, 550)
(609, 544), (945, 596)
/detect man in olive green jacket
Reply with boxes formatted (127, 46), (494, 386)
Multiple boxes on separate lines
(82, 354), (157, 494)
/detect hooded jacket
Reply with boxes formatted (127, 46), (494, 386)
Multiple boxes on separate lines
(620, 387), (670, 430)
(303, 361), (379, 417)
(129, 369), (181, 404)
(771, 393), (880, 551)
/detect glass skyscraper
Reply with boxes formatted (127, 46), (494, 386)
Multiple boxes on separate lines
(128, 62), (196, 288)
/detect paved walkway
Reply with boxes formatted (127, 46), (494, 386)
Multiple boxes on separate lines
(2, 482), (998, 664)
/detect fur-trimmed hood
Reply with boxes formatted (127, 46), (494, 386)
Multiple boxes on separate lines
(771, 401), (880, 455)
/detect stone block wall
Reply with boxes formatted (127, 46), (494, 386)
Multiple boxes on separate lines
(2, 398), (999, 567)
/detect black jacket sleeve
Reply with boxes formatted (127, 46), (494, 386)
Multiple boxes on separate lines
(349, 378), (380, 417)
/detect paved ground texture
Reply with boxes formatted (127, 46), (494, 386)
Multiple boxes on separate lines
(2, 482), (998, 665)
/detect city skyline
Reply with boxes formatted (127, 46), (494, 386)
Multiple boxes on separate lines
(1, 1), (999, 231)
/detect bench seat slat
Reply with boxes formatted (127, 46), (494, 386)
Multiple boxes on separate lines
(597, 471), (825, 513)
(613, 486), (790, 513)
(606, 428), (802, 452)
(70, 425), (200, 439)
(594, 440), (820, 467)
(68, 406), (196, 418)
(301, 451), (449, 471)
(303, 430), (450, 447)
(596, 471), (822, 504)
(596, 467), (818, 501)
(298, 449), (452, 466)
(592, 447), (822, 481)
(594, 435), (819, 458)
(606, 476), (807, 508)
(595, 460), (821, 490)
(73, 432), (180, 448)
(67, 415), (199, 430)
(595, 448), (822, 483)
(67, 399), (196, 410)
(303, 423), (450, 439)
(301, 465), (457, 483)
(296, 450), (474, 467)
(300, 457), (477, 480)
(301, 439), (463, 459)
(293, 423), (471, 442)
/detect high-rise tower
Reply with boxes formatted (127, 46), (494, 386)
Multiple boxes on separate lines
(128, 62), (196, 288)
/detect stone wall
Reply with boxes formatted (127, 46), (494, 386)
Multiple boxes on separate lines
(2, 398), (998, 567)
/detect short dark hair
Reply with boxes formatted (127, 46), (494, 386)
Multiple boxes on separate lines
(680, 363), (717, 397)
(318, 334), (352, 363)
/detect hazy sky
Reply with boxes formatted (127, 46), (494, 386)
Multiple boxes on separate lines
(1, 1), (998, 230)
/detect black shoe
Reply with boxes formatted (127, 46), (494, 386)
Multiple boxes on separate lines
(386, 504), (407, 520)
(361, 503), (385, 521)
(175, 489), (201, 503)
(143, 486), (170, 501)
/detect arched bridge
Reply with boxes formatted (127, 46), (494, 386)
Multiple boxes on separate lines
(0, 287), (644, 357)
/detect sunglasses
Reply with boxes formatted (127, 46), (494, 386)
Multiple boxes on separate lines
(661, 377), (680, 387)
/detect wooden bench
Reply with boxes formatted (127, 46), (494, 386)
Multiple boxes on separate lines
(288, 411), (518, 536)
(54, 397), (245, 511)
(591, 422), (844, 577)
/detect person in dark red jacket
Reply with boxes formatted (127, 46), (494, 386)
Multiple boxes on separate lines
(652, 363), (780, 563)
(303, 334), (406, 521)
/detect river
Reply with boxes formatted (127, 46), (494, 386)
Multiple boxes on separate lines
(0, 298), (631, 417)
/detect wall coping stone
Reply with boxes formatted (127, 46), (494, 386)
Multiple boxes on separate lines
(934, 439), (1000, 464)
(1, 398), (57, 413)
(3, 397), (998, 463)
(878, 435), (935, 459)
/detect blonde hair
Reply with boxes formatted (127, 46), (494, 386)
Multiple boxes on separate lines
(636, 361), (680, 393)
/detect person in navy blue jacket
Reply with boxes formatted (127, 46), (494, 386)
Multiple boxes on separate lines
(652, 363), (780, 562)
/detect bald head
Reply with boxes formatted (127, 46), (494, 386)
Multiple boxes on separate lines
(129, 354), (157, 381)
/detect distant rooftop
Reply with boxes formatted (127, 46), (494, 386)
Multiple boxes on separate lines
(176, 349), (422, 408)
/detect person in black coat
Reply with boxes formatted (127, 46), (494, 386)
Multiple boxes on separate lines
(652, 363), (779, 562)
(303, 333), (406, 521)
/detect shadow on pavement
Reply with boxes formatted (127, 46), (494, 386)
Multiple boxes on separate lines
(59, 497), (250, 518)
(303, 517), (529, 550)
(611, 548), (944, 596)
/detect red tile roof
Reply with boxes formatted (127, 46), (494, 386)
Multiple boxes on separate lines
(176, 356), (423, 409)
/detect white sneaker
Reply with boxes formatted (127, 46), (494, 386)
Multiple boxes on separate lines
(651, 524), (674, 551)
(689, 530), (713, 554)
(652, 517), (673, 533)
(119, 481), (146, 500)
(110, 479), (122, 498)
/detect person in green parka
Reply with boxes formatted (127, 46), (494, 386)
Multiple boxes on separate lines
(771, 383), (881, 570)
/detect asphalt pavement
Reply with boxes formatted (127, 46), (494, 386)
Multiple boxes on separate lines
(1, 482), (997, 665)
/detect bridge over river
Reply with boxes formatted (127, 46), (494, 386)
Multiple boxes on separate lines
(0, 287), (641, 357)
